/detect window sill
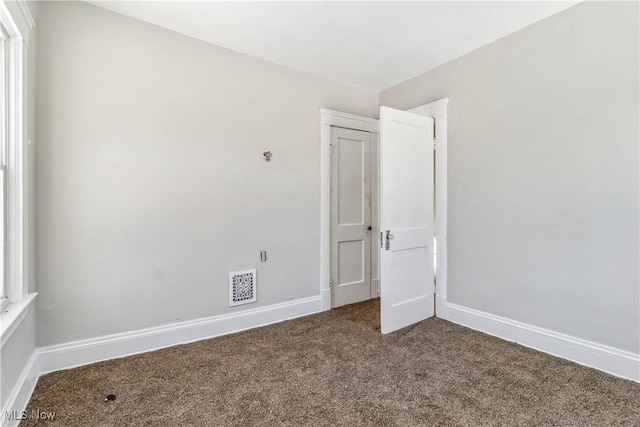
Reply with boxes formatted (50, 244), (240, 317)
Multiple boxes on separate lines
(0, 292), (36, 347)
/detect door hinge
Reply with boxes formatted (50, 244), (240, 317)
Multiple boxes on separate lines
(433, 138), (437, 150)
(329, 143), (333, 156)
(329, 278), (334, 288)
(380, 232), (383, 249)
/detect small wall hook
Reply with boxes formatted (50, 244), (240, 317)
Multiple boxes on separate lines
(263, 151), (272, 162)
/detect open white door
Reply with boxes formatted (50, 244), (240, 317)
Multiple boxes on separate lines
(379, 106), (435, 334)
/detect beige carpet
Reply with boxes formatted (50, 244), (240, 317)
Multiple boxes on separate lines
(23, 300), (640, 426)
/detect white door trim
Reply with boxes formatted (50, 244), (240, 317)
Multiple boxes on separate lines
(320, 109), (379, 311)
(408, 98), (449, 319)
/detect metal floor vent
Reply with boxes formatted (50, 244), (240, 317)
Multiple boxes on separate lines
(229, 269), (257, 307)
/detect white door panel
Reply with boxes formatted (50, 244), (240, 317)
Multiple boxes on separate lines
(331, 127), (372, 308)
(380, 106), (434, 334)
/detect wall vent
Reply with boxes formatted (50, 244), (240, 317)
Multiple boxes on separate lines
(229, 269), (257, 307)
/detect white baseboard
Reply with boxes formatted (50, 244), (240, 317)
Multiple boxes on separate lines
(38, 296), (322, 375)
(447, 303), (640, 382)
(1, 351), (39, 427)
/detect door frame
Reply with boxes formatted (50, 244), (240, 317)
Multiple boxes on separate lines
(320, 109), (379, 311)
(320, 99), (448, 317)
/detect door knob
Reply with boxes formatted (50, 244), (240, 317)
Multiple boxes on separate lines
(385, 230), (394, 250)
(367, 226), (372, 231)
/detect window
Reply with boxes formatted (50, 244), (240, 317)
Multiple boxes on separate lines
(0, 0), (29, 312)
(0, 22), (8, 310)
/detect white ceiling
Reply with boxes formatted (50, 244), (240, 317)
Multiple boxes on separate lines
(89, 1), (578, 91)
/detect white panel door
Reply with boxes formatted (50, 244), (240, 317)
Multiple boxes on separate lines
(379, 106), (434, 334)
(331, 127), (372, 308)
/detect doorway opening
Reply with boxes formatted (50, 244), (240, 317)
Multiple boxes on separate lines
(329, 126), (377, 308)
(320, 99), (448, 331)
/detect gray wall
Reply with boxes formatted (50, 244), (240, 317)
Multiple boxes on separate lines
(380, 1), (639, 352)
(36, 1), (377, 346)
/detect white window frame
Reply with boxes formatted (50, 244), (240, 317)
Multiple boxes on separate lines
(0, 0), (35, 348)
(0, 21), (7, 310)
(0, 0), (28, 311)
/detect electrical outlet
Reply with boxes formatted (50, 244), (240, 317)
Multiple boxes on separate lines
(260, 251), (267, 262)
